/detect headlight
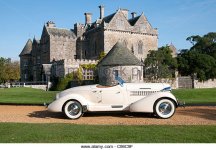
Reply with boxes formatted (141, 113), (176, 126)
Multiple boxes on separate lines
(161, 86), (172, 92)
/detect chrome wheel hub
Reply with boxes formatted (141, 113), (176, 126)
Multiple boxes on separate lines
(68, 103), (80, 116)
(159, 102), (172, 115)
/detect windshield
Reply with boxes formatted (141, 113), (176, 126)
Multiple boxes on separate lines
(115, 76), (125, 87)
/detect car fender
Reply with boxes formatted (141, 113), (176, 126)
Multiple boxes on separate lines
(48, 94), (90, 112)
(129, 92), (177, 113)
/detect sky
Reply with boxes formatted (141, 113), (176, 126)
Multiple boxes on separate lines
(0, 0), (216, 60)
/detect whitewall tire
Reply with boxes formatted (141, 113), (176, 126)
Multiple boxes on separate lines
(154, 99), (176, 119)
(63, 100), (83, 119)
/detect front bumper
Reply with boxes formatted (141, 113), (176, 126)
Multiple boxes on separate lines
(47, 99), (63, 112)
(177, 100), (186, 107)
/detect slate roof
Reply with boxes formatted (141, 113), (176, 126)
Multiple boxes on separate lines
(128, 15), (140, 26)
(19, 39), (32, 56)
(33, 38), (40, 44)
(102, 13), (116, 23)
(35, 39), (40, 44)
(46, 27), (76, 38)
(98, 42), (143, 66)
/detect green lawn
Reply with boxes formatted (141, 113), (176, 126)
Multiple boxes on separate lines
(0, 87), (215, 105)
(0, 87), (57, 105)
(0, 123), (215, 143)
(172, 88), (216, 105)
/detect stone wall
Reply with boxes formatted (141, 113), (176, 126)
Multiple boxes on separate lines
(50, 35), (76, 61)
(24, 85), (47, 91)
(53, 59), (98, 78)
(104, 30), (158, 60)
(83, 28), (104, 59)
(141, 77), (216, 89)
(143, 78), (178, 89)
(98, 65), (143, 86)
(194, 79), (216, 88)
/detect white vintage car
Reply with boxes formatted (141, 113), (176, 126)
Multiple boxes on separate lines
(48, 78), (179, 119)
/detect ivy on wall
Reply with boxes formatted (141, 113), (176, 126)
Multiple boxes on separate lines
(75, 66), (83, 85)
(81, 64), (97, 70)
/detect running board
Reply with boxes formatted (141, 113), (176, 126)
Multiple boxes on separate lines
(111, 105), (123, 108)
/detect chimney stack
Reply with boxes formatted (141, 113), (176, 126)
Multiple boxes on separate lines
(99, 5), (104, 19)
(46, 21), (56, 28)
(131, 12), (137, 19)
(84, 13), (92, 24)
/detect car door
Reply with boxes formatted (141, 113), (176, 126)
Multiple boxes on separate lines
(90, 88), (102, 103)
(100, 85), (125, 107)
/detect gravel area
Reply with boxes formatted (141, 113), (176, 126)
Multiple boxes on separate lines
(0, 105), (215, 125)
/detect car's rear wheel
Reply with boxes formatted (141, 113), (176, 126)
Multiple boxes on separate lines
(154, 99), (176, 119)
(63, 100), (83, 119)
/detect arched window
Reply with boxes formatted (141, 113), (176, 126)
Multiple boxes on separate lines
(138, 41), (143, 54)
(131, 45), (134, 54)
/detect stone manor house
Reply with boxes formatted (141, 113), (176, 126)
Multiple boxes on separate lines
(19, 6), (158, 83)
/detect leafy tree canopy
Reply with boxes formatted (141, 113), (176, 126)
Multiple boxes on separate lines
(178, 32), (216, 81)
(177, 50), (216, 81)
(0, 57), (20, 83)
(144, 46), (177, 79)
(186, 32), (216, 58)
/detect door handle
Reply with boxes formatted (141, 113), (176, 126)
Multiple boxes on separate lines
(92, 91), (102, 93)
(116, 91), (120, 94)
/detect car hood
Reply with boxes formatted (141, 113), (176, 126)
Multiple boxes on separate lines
(57, 85), (94, 98)
(125, 83), (171, 91)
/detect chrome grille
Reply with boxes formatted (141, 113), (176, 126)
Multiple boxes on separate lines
(130, 91), (158, 96)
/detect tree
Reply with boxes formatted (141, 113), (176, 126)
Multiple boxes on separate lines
(177, 50), (216, 81)
(4, 61), (20, 81)
(187, 32), (216, 58)
(144, 46), (177, 79)
(177, 32), (216, 81)
(0, 57), (20, 83)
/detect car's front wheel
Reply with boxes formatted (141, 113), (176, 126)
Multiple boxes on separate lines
(63, 100), (83, 119)
(154, 99), (176, 119)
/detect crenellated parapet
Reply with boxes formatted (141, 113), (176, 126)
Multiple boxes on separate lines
(55, 59), (98, 65)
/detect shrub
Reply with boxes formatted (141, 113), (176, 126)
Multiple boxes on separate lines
(51, 73), (74, 91)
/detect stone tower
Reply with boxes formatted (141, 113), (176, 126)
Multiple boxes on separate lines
(19, 39), (33, 81)
(98, 42), (143, 85)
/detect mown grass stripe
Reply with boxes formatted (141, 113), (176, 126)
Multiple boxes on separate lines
(0, 123), (215, 143)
